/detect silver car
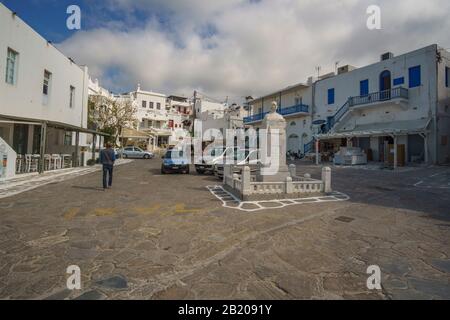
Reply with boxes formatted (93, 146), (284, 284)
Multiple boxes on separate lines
(120, 147), (154, 159)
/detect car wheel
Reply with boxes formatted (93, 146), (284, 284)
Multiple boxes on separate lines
(184, 167), (190, 174)
(196, 169), (205, 174)
(123, 154), (128, 159)
(143, 154), (150, 159)
(161, 166), (166, 174)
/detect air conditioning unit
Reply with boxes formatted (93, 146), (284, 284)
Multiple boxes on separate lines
(381, 52), (394, 61)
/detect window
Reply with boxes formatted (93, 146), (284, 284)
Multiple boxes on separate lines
(157, 103), (161, 110)
(43, 70), (51, 95)
(150, 102), (154, 108)
(5, 48), (18, 85)
(69, 86), (75, 108)
(290, 121), (296, 126)
(360, 79), (369, 96)
(409, 65), (421, 88)
(142, 101), (147, 108)
(64, 132), (72, 146)
(327, 88), (335, 104)
(446, 67), (449, 88)
(393, 77), (404, 86)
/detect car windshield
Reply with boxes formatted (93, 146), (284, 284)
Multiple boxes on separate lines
(210, 148), (225, 157)
(235, 150), (246, 160)
(135, 148), (143, 152)
(165, 150), (184, 159)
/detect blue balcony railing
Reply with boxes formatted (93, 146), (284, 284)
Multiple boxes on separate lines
(349, 87), (408, 107)
(243, 112), (268, 123)
(279, 103), (309, 116)
(321, 87), (409, 134)
(304, 139), (314, 154)
(244, 104), (309, 123)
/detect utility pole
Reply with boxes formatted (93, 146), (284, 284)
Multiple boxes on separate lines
(193, 90), (197, 119)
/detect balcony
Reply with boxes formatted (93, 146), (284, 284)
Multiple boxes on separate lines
(244, 104), (309, 124)
(243, 112), (268, 124)
(279, 103), (309, 117)
(348, 87), (409, 110)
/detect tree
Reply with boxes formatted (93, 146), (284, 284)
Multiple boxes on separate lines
(88, 95), (137, 145)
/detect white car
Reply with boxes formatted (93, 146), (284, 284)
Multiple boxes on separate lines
(214, 149), (261, 179)
(195, 146), (239, 174)
(120, 147), (154, 159)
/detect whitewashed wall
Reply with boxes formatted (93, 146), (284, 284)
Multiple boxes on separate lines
(0, 4), (88, 128)
(313, 45), (437, 125)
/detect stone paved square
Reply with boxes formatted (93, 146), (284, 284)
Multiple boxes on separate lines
(0, 160), (449, 300)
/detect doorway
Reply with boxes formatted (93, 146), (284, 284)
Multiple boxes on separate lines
(288, 134), (299, 153)
(379, 70), (391, 100)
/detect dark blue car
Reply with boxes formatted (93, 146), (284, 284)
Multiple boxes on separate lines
(161, 149), (190, 174)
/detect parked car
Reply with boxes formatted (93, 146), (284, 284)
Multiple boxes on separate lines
(214, 149), (261, 179)
(161, 149), (190, 174)
(120, 146), (154, 159)
(195, 146), (238, 174)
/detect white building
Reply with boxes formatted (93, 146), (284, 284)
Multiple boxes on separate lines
(193, 96), (247, 145)
(88, 77), (113, 98)
(122, 85), (192, 149)
(314, 44), (450, 166)
(245, 82), (313, 154)
(245, 44), (450, 166)
(0, 3), (99, 178)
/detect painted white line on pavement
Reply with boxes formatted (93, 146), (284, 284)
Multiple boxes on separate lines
(207, 185), (350, 212)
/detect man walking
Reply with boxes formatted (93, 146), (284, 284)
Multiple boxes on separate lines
(100, 142), (116, 190)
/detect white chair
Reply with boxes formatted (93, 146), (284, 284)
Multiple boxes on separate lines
(43, 154), (52, 171)
(16, 155), (23, 173)
(61, 154), (72, 168)
(51, 154), (62, 170)
(25, 154), (39, 173)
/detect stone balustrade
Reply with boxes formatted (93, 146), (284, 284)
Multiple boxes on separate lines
(223, 164), (332, 200)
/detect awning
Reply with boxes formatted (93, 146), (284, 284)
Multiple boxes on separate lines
(315, 118), (431, 140)
(147, 128), (172, 137)
(0, 114), (110, 136)
(121, 127), (151, 139)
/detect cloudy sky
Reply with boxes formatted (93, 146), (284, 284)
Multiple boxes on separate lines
(3, 0), (450, 103)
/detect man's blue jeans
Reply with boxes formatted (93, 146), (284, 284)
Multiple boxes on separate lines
(102, 164), (114, 189)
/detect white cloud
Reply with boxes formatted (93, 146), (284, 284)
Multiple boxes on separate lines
(58, 0), (450, 102)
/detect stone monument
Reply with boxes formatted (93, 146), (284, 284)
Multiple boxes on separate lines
(257, 101), (291, 182)
(222, 100), (332, 201)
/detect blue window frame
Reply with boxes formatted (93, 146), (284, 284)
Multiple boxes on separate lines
(446, 67), (449, 88)
(360, 80), (369, 96)
(327, 88), (335, 104)
(409, 65), (421, 88)
(393, 77), (404, 86)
